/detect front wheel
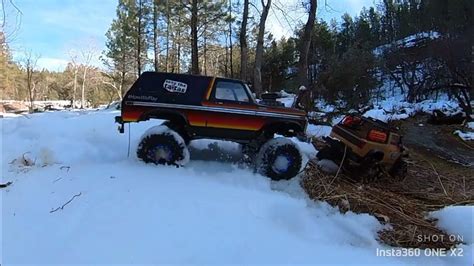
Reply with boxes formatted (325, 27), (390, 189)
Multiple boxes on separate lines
(256, 138), (302, 180)
(137, 125), (190, 166)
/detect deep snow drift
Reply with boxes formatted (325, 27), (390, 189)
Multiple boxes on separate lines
(1, 109), (472, 265)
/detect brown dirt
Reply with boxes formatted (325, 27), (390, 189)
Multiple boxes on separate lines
(302, 130), (474, 249)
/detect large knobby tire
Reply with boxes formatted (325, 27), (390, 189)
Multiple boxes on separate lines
(161, 121), (190, 145)
(256, 138), (302, 181)
(137, 125), (190, 166)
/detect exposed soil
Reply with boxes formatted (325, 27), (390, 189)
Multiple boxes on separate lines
(398, 115), (474, 167)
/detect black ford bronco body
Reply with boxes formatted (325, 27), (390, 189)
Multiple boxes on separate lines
(115, 72), (308, 180)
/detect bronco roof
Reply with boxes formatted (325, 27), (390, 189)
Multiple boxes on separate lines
(124, 72), (251, 106)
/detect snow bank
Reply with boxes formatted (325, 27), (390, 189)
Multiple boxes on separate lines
(454, 130), (474, 141)
(430, 206), (474, 244)
(467, 122), (474, 130)
(1, 110), (470, 265)
(363, 93), (461, 122)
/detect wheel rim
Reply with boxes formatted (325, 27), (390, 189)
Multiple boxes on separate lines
(147, 144), (173, 164)
(272, 154), (293, 174)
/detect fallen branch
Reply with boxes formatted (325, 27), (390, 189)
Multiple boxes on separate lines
(50, 192), (82, 213)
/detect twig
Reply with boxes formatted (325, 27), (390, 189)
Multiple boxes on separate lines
(0, 181), (12, 188)
(426, 160), (448, 197)
(329, 145), (347, 186)
(53, 177), (62, 183)
(50, 192), (82, 213)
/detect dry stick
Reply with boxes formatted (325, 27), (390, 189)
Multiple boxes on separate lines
(318, 145), (347, 198)
(425, 160), (448, 197)
(329, 145), (347, 186)
(50, 192), (82, 213)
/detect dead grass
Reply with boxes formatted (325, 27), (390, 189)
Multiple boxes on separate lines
(301, 145), (474, 249)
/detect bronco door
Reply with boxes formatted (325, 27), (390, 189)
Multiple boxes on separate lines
(200, 78), (265, 139)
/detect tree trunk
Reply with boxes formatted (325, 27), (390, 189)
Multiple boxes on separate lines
(72, 68), (78, 108)
(204, 31), (208, 75)
(137, 0), (143, 76)
(297, 0), (317, 87)
(81, 66), (88, 109)
(153, 0), (159, 72)
(240, 0), (249, 81)
(228, 0), (233, 78)
(253, 0), (271, 96)
(165, 0), (170, 72)
(27, 68), (34, 112)
(190, 0), (199, 74)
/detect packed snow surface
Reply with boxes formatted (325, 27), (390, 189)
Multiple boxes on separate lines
(430, 206), (474, 245)
(1, 110), (472, 265)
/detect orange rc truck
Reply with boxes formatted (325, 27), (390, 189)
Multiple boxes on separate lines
(317, 114), (408, 181)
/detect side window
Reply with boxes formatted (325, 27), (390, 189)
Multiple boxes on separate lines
(214, 81), (249, 103)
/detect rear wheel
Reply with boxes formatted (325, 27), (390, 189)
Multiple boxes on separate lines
(256, 138), (302, 180)
(389, 158), (408, 180)
(137, 125), (190, 166)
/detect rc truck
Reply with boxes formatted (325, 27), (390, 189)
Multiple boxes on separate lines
(115, 72), (308, 180)
(317, 114), (408, 181)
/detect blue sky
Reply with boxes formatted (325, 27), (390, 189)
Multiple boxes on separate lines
(8, 0), (375, 71)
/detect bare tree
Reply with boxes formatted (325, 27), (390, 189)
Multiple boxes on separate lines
(240, 0), (249, 81)
(102, 72), (126, 101)
(79, 46), (95, 108)
(20, 50), (39, 112)
(253, 0), (271, 96)
(1, 0), (22, 44)
(297, 0), (317, 87)
(68, 50), (80, 108)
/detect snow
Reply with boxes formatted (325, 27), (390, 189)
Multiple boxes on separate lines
(1, 100), (87, 111)
(190, 139), (241, 153)
(363, 92), (461, 122)
(430, 206), (474, 245)
(373, 31), (441, 56)
(273, 155), (291, 173)
(1, 110), (472, 265)
(468, 122), (474, 130)
(306, 124), (332, 138)
(454, 130), (474, 141)
(277, 95), (296, 108)
(317, 159), (339, 174)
